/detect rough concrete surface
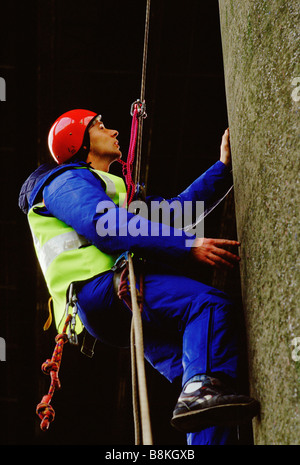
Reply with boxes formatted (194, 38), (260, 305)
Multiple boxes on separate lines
(219, 0), (299, 444)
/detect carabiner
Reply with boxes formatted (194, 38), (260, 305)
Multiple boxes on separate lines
(130, 99), (147, 119)
(65, 283), (79, 345)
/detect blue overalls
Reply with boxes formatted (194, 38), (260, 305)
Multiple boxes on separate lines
(76, 263), (239, 445)
(20, 160), (240, 445)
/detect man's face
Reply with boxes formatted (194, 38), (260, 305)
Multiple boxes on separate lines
(88, 116), (122, 160)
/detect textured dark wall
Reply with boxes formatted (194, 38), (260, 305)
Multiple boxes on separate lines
(219, 0), (300, 445)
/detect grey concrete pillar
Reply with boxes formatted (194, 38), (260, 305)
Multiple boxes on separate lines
(218, 0), (299, 444)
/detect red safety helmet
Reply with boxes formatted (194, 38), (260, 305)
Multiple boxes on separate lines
(48, 109), (98, 164)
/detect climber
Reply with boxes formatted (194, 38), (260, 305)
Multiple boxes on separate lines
(19, 109), (259, 445)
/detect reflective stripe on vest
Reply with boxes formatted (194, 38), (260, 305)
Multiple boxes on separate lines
(32, 229), (90, 275)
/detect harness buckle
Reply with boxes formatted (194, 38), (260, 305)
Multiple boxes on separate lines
(111, 251), (130, 272)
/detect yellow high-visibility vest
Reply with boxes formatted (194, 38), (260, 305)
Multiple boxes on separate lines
(27, 167), (127, 333)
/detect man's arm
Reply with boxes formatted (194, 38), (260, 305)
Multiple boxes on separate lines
(181, 128), (240, 270)
(177, 128), (232, 205)
(42, 168), (195, 264)
(147, 129), (232, 211)
(43, 127), (240, 271)
(144, 129), (233, 237)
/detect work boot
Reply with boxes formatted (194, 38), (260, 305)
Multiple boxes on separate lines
(170, 375), (259, 433)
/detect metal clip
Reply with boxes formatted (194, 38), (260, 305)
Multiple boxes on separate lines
(65, 283), (79, 345)
(130, 99), (147, 119)
(111, 251), (130, 272)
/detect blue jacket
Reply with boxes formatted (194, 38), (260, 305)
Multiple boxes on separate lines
(19, 160), (232, 263)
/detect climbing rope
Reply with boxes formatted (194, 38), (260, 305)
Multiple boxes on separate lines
(36, 314), (72, 431)
(116, 254), (152, 445)
(127, 254), (152, 445)
(115, 0), (153, 445)
(119, 0), (151, 204)
(134, 0), (151, 189)
(119, 103), (142, 205)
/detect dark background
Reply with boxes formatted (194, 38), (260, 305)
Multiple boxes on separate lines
(0, 0), (250, 445)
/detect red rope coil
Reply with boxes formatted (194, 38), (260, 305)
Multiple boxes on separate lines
(36, 314), (72, 431)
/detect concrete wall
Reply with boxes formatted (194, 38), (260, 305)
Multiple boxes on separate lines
(218, 0), (299, 444)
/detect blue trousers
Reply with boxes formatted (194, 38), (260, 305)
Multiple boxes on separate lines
(77, 264), (240, 445)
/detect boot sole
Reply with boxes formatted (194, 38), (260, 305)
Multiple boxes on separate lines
(170, 399), (260, 433)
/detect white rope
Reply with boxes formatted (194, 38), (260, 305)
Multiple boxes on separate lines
(128, 254), (153, 445)
(127, 0), (153, 446)
(134, 0), (151, 188)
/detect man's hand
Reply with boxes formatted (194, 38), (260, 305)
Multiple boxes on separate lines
(220, 128), (231, 167)
(191, 238), (241, 270)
